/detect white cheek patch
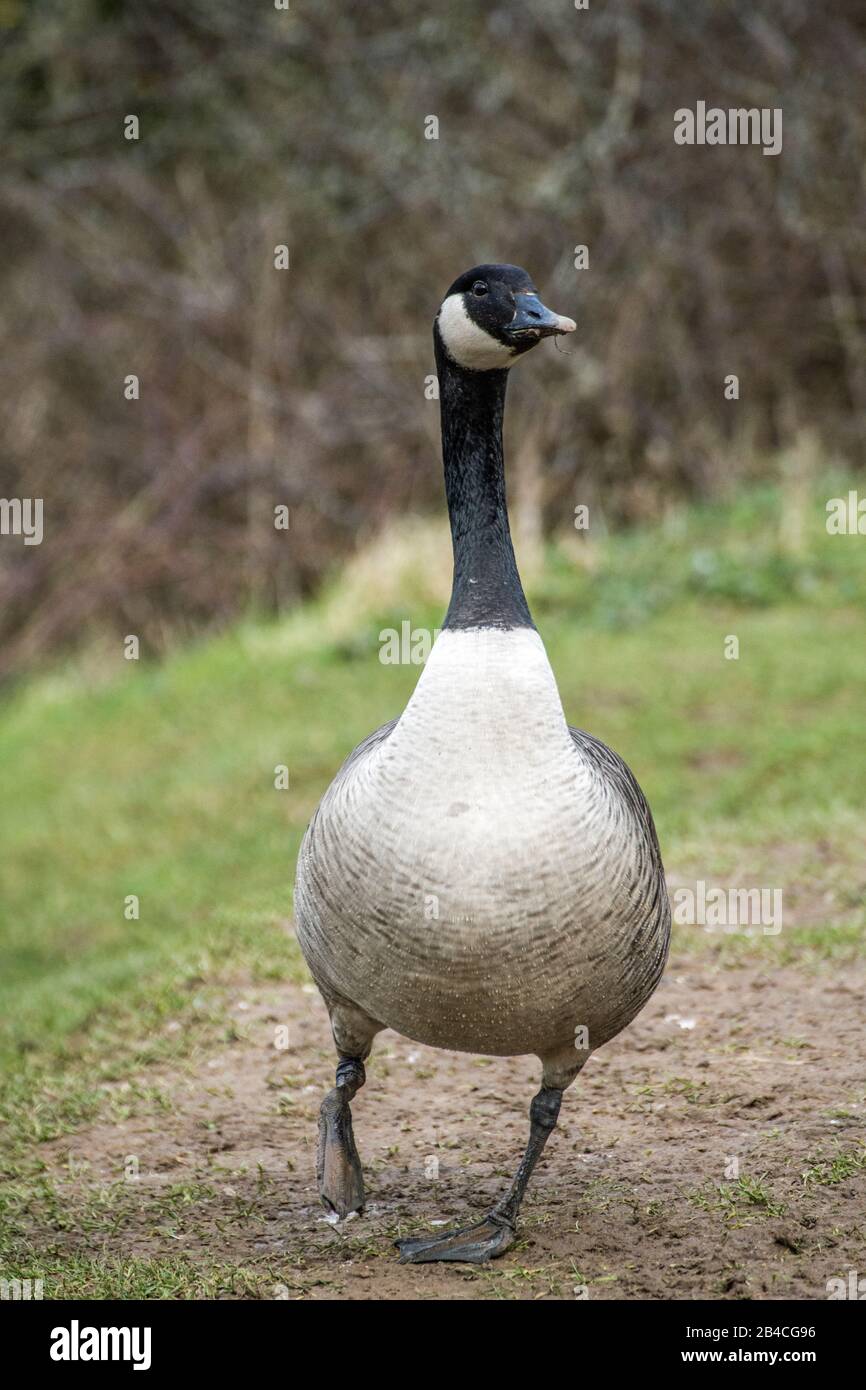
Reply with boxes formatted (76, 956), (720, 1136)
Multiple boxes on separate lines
(437, 293), (517, 371)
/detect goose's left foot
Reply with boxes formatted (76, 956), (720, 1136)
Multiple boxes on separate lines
(397, 1211), (514, 1264)
(395, 1085), (563, 1265)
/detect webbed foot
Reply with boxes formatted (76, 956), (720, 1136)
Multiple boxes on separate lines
(394, 1085), (566, 1266)
(317, 1059), (365, 1218)
(396, 1212), (515, 1264)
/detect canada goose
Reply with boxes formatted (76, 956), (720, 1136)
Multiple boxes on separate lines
(295, 263), (670, 1264)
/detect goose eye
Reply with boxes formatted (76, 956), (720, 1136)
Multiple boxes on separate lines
(472, 281), (488, 297)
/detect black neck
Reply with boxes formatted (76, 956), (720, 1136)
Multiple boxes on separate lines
(435, 335), (534, 631)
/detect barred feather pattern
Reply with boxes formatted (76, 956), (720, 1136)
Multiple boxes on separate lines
(294, 628), (670, 1088)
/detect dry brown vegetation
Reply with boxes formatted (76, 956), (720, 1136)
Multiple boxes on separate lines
(1, 0), (864, 674)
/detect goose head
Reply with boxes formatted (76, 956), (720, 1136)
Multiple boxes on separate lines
(434, 263), (576, 373)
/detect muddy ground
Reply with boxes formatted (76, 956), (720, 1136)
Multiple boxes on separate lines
(32, 948), (866, 1301)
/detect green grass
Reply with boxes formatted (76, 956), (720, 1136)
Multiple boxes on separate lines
(0, 1252), (294, 1301)
(802, 1147), (866, 1188)
(687, 1174), (787, 1225)
(1, 475), (865, 1181)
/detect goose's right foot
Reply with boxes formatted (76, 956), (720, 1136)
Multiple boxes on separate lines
(317, 1057), (366, 1218)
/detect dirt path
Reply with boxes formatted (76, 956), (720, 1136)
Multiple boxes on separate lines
(37, 954), (866, 1300)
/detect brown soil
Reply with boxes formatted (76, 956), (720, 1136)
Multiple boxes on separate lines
(37, 954), (866, 1300)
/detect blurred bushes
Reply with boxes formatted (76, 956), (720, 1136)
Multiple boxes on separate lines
(0, 0), (864, 674)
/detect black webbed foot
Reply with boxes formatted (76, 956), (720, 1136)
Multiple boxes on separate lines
(395, 1085), (565, 1266)
(396, 1212), (515, 1264)
(317, 1059), (365, 1218)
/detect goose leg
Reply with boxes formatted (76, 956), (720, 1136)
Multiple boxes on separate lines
(396, 1085), (563, 1264)
(317, 1056), (366, 1218)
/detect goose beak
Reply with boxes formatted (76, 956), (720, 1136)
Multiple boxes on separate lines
(508, 293), (576, 341)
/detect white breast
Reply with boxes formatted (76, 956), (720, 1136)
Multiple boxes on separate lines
(296, 628), (666, 1061)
